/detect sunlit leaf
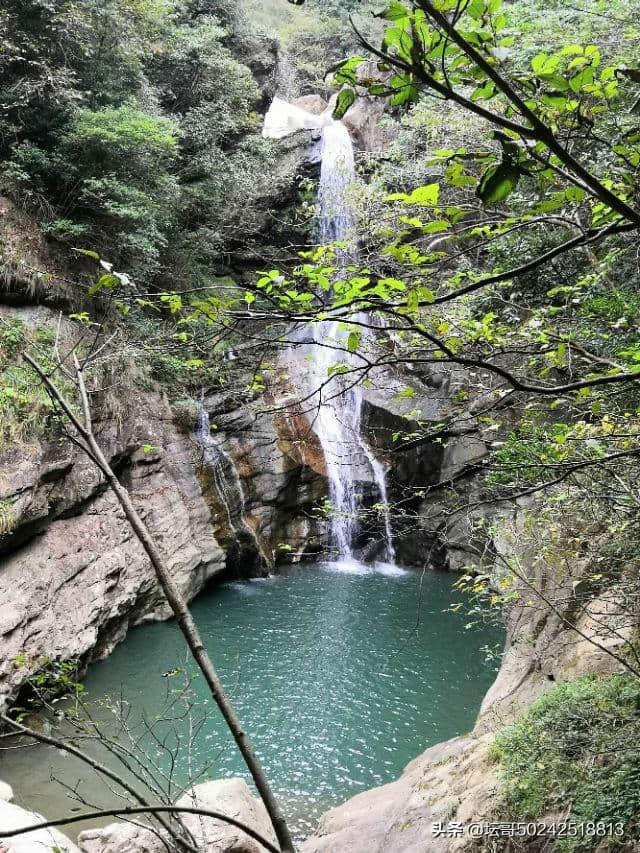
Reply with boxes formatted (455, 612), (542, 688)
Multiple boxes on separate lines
(333, 87), (356, 119)
(476, 163), (521, 205)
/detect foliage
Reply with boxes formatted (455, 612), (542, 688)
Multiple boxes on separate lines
(0, 318), (66, 454)
(279, 0), (381, 93)
(0, 0), (276, 284)
(262, 0), (640, 539)
(491, 675), (640, 849)
(11, 654), (84, 718)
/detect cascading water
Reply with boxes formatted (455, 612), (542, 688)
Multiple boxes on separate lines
(304, 120), (396, 563)
(194, 406), (265, 562)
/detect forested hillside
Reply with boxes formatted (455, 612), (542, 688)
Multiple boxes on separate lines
(1, 1), (640, 852)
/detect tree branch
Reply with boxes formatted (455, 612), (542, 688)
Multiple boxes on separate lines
(415, 0), (640, 225)
(0, 714), (196, 853)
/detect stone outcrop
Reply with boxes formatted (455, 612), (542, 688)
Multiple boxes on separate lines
(0, 794), (80, 853)
(302, 734), (496, 853)
(475, 511), (633, 730)
(359, 362), (494, 568)
(199, 385), (327, 567)
(77, 778), (278, 853)
(0, 335), (227, 708)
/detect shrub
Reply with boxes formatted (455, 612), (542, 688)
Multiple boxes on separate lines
(492, 675), (640, 850)
(41, 219), (90, 241)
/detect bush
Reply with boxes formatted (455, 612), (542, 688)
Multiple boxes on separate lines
(68, 104), (179, 164)
(0, 0), (277, 288)
(492, 675), (640, 850)
(41, 219), (90, 241)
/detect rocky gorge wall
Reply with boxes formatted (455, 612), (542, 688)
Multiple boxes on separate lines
(0, 299), (493, 716)
(0, 307), (339, 709)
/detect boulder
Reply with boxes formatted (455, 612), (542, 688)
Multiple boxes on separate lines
(77, 822), (163, 853)
(176, 778), (277, 853)
(342, 96), (388, 152)
(77, 778), (278, 853)
(293, 95), (327, 115)
(301, 734), (497, 853)
(0, 798), (80, 853)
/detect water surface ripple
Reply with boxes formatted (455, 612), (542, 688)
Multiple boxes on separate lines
(2, 563), (502, 834)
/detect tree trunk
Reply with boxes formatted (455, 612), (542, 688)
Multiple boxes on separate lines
(23, 352), (295, 853)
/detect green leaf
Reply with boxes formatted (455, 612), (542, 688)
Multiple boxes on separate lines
(408, 183), (439, 206)
(476, 163), (520, 205)
(347, 331), (360, 353)
(329, 55), (367, 85)
(88, 273), (120, 296)
(471, 80), (496, 101)
(388, 183), (441, 207)
(531, 53), (561, 77)
(466, 0), (485, 20)
(332, 87), (356, 120)
(396, 386), (416, 399)
(375, 1), (409, 20)
(569, 65), (595, 92)
(559, 44), (583, 57)
(422, 219), (450, 233)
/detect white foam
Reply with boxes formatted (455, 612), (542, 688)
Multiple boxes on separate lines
(372, 562), (408, 577)
(320, 559), (408, 578)
(320, 559), (371, 576)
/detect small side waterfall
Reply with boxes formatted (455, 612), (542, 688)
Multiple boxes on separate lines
(194, 407), (266, 565)
(303, 120), (395, 563)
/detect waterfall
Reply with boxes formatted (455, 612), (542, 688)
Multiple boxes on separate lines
(304, 120), (396, 563)
(194, 407), (265, 563)
(262, 96), (332, 139)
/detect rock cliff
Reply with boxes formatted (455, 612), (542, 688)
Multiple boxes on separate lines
(0, 339), (226, 709)
(0, 301), (339, 709)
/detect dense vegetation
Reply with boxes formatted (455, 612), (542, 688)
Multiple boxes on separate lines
(492, 676), (640, 850)
(0, 0), (278, 284)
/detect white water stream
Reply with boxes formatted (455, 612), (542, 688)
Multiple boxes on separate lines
(304, 119), (395, 562)
(194, 407), (264, 561)
(198, 106), (396, 565)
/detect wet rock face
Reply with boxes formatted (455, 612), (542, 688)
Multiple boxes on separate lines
(199, 388), (328, 568)
(359, 364), (491, 570)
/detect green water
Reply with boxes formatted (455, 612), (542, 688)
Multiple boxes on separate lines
(1, 562), (502, 835)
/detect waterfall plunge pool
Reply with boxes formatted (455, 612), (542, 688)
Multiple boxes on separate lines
(1, 562), (503, 837)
